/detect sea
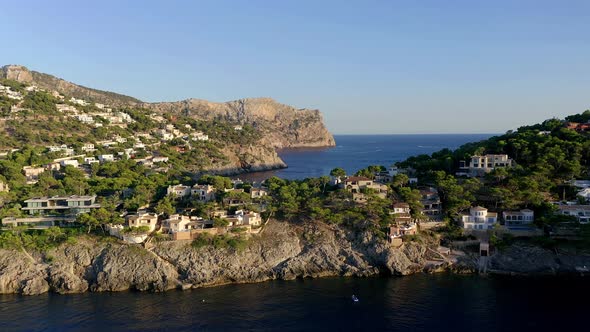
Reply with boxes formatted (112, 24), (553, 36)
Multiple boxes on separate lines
(239, 134), (495, 182)
(3, 134), (588, 332)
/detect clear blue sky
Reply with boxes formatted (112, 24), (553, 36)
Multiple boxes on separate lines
(1, 0), (589, 134)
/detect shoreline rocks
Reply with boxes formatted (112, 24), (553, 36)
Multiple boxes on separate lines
(1, 221), (588, 296)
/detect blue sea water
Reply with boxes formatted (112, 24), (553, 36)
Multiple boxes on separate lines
(1, 275), (588, 331)
(240, 134), (495, 181)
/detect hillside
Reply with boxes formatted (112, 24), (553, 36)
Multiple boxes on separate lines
(397, 111), (590, 220)
(0, 65), (335, 149)
(1, 65), (141, 106)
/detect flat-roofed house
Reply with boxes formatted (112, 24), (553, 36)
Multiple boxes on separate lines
(556, 205), (590, 224)
(458, 154), (514, 177)
(22, 195), (101, 215)
(341, 176), (388, 202)
(502, 209), (534, 228)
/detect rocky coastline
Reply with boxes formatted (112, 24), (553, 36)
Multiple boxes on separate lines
(1, 220), (588, 296)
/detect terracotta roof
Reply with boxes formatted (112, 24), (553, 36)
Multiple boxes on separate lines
(471, 206), (487, 211)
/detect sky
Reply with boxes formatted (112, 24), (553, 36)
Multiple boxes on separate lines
(1, 0), (589, 134)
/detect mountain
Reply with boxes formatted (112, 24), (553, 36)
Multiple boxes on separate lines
(0, 65), (335, 149)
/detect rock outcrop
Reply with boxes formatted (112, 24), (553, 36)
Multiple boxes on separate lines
(489, 243), (590, 275)
(0, 221), (434, 296)
(146, 98), (336, 149)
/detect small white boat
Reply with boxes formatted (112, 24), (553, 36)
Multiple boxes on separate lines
(351, 295), (359, 302)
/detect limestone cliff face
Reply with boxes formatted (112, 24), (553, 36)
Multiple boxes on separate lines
(205, 143), (287, 175)
(146, 98), (335, 149)
(0, 221), (432, 295)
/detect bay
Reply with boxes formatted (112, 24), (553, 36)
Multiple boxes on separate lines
(240, 134), (495, 182)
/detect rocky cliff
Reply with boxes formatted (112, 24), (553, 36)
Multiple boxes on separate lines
(146, 98), (335, 149)
(0, 65), (335, 149)
(0, 221), (431, 295)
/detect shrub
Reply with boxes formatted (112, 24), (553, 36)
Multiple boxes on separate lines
(191, 233), (213, 248)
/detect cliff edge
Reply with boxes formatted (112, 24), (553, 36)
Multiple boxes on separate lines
(0, 221), (427, 295)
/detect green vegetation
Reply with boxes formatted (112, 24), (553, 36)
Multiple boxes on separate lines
(21, 91), (59, 115)
(191, 233), (249, 251)
(0, 226), (81, 251)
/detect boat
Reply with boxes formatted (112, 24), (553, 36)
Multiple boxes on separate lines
(351, 295), (359, 302)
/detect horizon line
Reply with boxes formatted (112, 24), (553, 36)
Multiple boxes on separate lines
(331, 132), (503, 136)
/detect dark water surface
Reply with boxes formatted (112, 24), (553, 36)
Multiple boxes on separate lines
(240, 134), (495, 181)
(1, 274), (588, 331)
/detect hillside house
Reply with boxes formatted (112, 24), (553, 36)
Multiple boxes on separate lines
(167, 184), (191, 198)
(457, 154), (513, 177)
(419, 188), (442, 217)
(460, 206), (498, 230)
(556, 205), (590, 224)
(391, 202), (412, 223)
(221, 210), (262, 227)
(340, 176), (388, 201)
(84, 157), (99, 165)
(161, 214), (208, 233)
(60, 160), (79, 168)
(502, 209), (534, 228)
(126, 213), (159, 232)
(98, 154), (115, 163)
(250, 188), (268, 199)
(81, 143), (95, 152)
(191, 184), (216, 202)
(191, 132), (209, 141)
(22, 166), (46, 184)
(22, 195), (100, 216)
(566, 122), (590, 132)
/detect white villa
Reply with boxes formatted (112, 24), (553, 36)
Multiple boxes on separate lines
(126, 213), (159, 232)
(161, 214), (207, 233)
(191, 184), (216, 202)
(340, 176), (388, 201)
(167, 184), (191, 198)
(250, 188), (268, 199)
(556, 205), (590, 224)
(84, 157), (99, 165)
(460, 206), (498, 230)
(81, 143), (95, 152)
(98, 154), (115, 163)
(502, 209), (534, 228)
(458, 154), (514, 177)
(192, 132), (209, 141)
